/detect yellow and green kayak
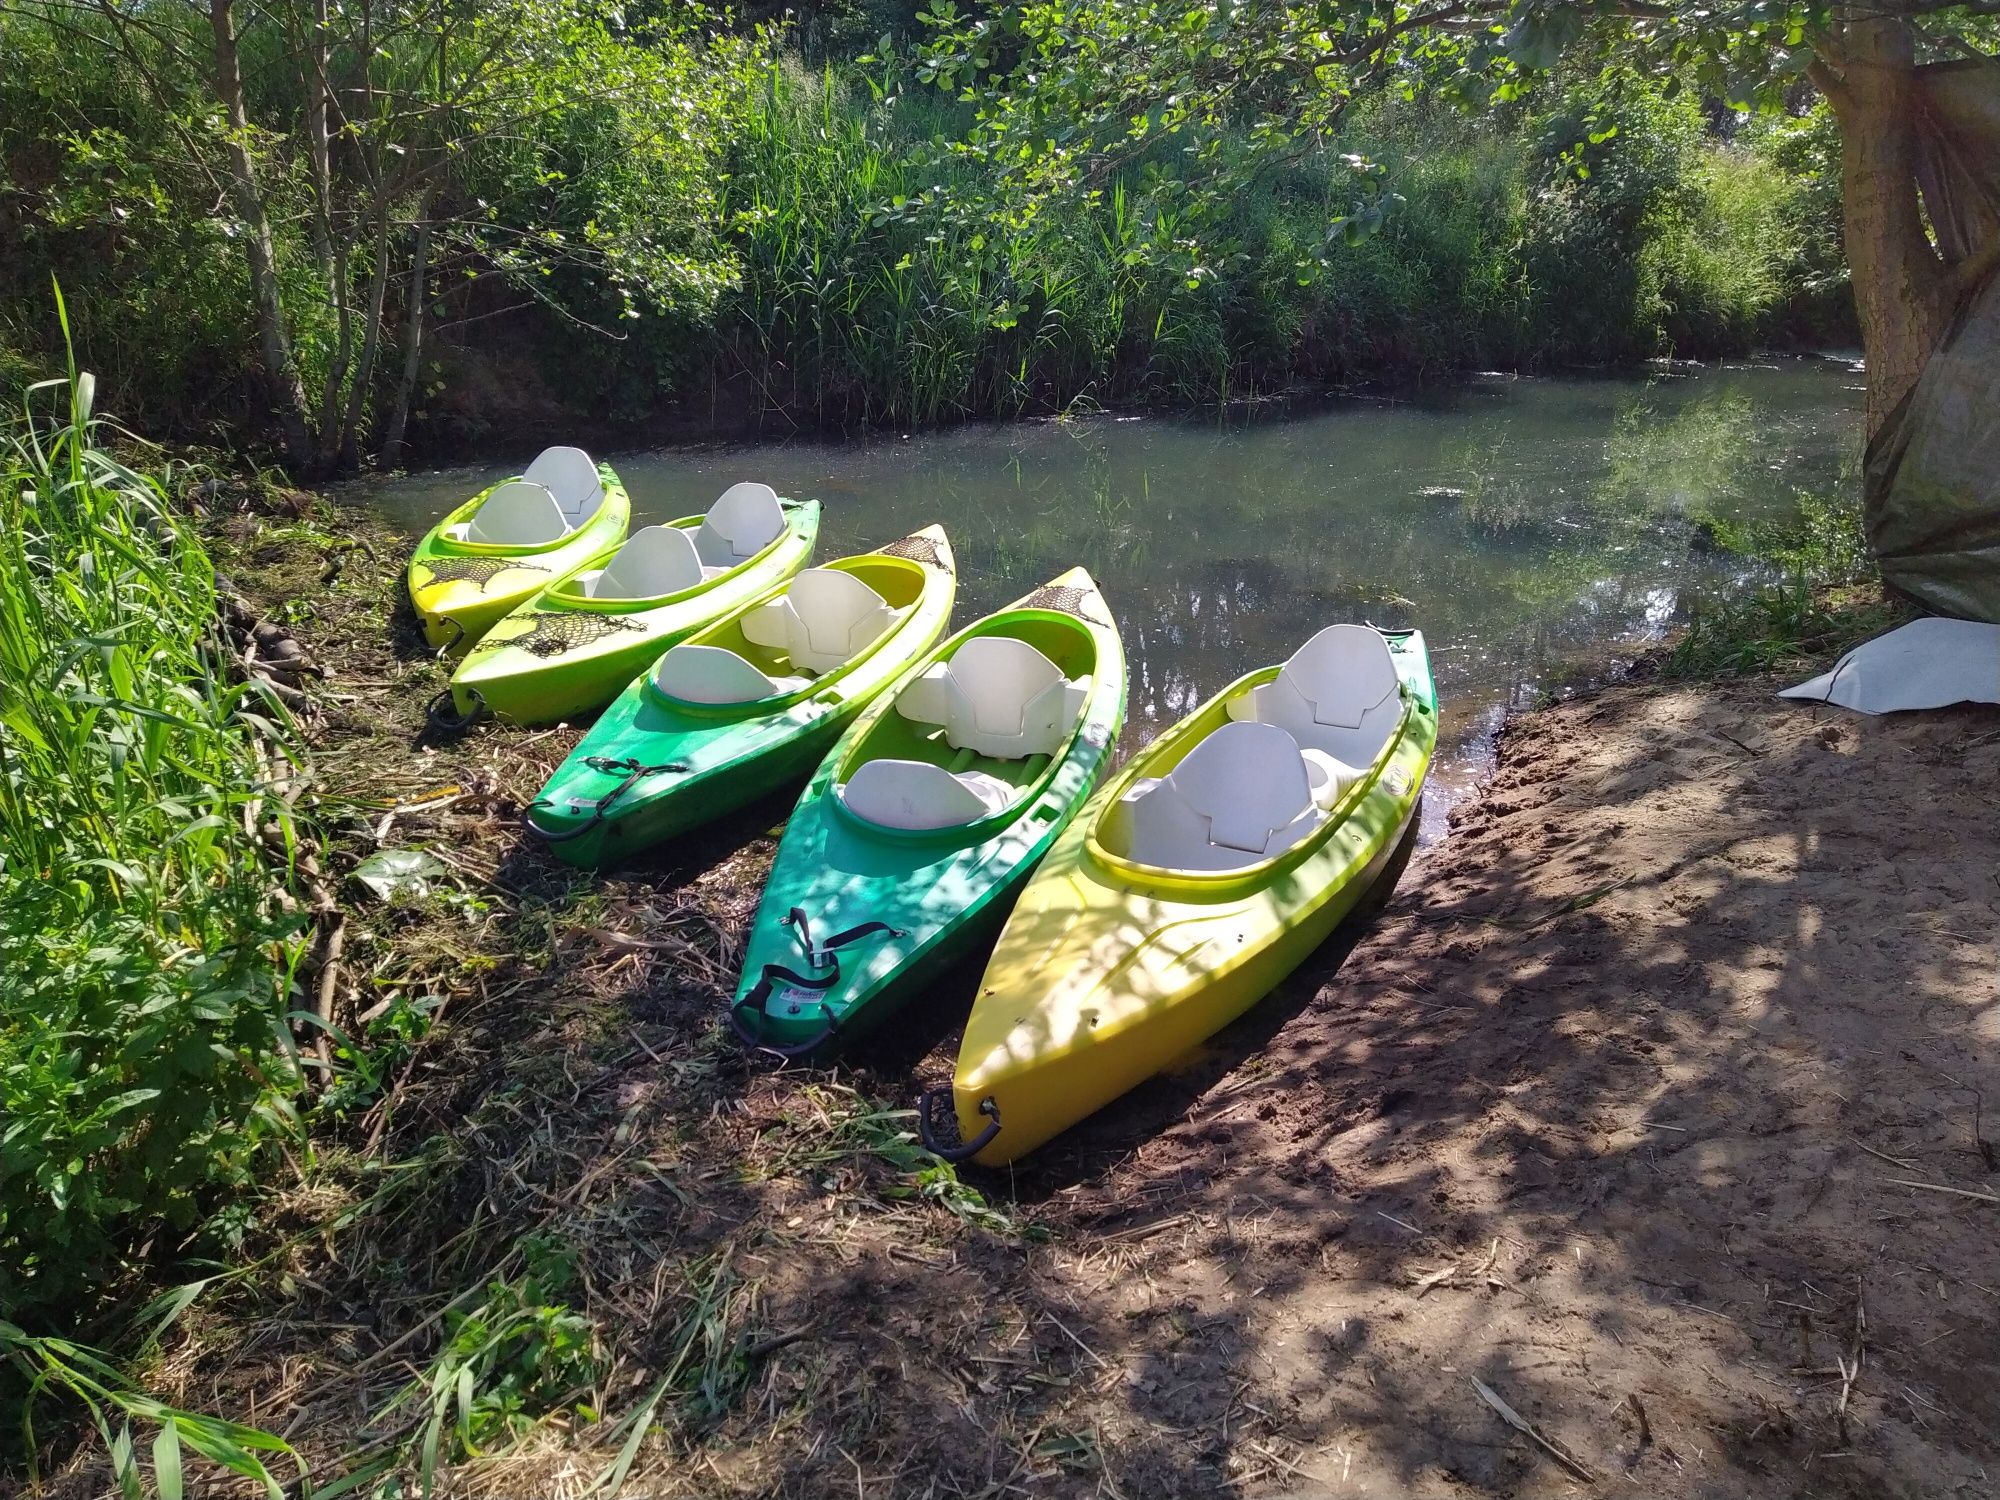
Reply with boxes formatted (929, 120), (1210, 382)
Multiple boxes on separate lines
(406, 447), (630, 654)
(447, 495), (820, 726)
(921, 625), (1436, 1166)
(524, 527), (958, 866)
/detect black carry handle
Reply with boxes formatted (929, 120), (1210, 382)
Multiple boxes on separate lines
(425, 686), (485, 734)
(916, 1089), (1001, 1163)
(433, 615), (466, 657)
(727, 991), (841, 1062)
(723, 909), (905, 1063)
(781, 907), (902, 965)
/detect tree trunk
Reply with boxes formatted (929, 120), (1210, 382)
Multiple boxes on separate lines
(379, 208), (432, 465)
(208, 0), (315, 472)
(335, 207), (395, 473)
(1815, 17), (1954, 441)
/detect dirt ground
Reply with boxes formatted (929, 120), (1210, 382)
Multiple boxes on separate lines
(976, 679), (2000, 1498)
(80, 512), (1997, 1500)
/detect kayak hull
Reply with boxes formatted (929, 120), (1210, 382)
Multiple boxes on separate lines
(730, 568), (1127, 1062)
(451, 501), (820, 726)
(527, 529), (958, 867)
(952, 629), (1437, 1165)
(406, 465), (631, 654)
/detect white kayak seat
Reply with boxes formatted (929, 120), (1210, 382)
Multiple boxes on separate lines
(590, 525), (709, 599)
(1229, 623), (1402, 766)
(653, 643), (806, 704)
(895, 636), (1088, 760)
(740, 568), (898, 674)
(522, 446), (604, 526)
(694, 482), (785, 568)
(1124, 721), (1326, 872)
(467, 480), (567, 546)
(838, 758), (1016, 830)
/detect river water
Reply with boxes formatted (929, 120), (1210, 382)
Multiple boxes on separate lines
(362, 358), (1862, 839)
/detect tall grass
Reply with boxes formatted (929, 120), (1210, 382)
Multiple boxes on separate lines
(0, 303), (312, 1324)
(687, 66), (1842, 432)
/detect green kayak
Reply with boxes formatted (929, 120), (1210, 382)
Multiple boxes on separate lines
(407, 447), (630, 654)
(728, 566), (1127, 1062)
(523, 527), (960, 867)
(448, 486), (820, 726)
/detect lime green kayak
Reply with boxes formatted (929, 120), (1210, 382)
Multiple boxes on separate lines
(728, 567), (1126, 1062)
(931, 627), (1436, 1165)
(524, 527), (959, 867)
(407, 448), (630, 654)
(449, 492), (820, 726)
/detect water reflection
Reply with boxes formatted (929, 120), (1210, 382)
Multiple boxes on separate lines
(359, 361), (1860, 841)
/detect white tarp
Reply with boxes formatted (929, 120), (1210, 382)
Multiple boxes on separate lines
(1779, 617), (2000, 714)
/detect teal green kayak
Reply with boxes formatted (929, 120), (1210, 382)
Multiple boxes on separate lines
(524, 528), (959, 867)
(728, 567), (1127, 1062)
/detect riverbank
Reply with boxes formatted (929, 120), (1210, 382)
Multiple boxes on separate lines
(33, 503), (1994, 1497)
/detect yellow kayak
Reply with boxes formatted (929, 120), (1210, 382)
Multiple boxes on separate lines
(925, 625), (1437, 1166)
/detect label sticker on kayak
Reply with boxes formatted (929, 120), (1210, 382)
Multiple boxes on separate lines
(1384, 766), (1412, 798)
(775, 986), (824, 1015)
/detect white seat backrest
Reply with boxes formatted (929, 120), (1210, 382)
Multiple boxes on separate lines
(1168, 720), (1314, 853)
(742, 568), (896, 674)
(840, 759), (1010, 831)
(893, 637), (1089, 761)
(467, 480), (567, 546)
(1279, 625), (1399, 729)
(522, 446), (603, 524)
(947, 637), (1064, 735)
(654, 643), (792, 704)
(905, 635), (1086, 759)
(694, 482), (784, 566)
(593, 525), (706, 599)
(789, 569), (895, 660)
(1228, 625), (1401, 765)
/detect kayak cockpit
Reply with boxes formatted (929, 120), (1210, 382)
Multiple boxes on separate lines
(446, 446), (609, 548)
(835, 615), (1097, 832)
(556, 483), (802, 604)
(650, 553), (931, 707)
(1094, 625), (1408, 877)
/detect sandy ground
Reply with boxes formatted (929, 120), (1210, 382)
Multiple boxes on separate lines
(966, 678), (2000, 1497)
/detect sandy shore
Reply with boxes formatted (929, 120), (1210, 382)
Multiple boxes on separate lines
(990, 677), (2000, 1495)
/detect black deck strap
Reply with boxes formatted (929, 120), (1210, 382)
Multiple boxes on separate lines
(725, 908), (908, 1061)
(523, 755), (687, 844)
(783, 906), (904, 966)
(916, 1090), (1001, 1163)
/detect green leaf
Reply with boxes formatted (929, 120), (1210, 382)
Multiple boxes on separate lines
(152, 1422), (184, 1500)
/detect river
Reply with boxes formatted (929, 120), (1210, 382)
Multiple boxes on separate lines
(360, 358), (1863, 840)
